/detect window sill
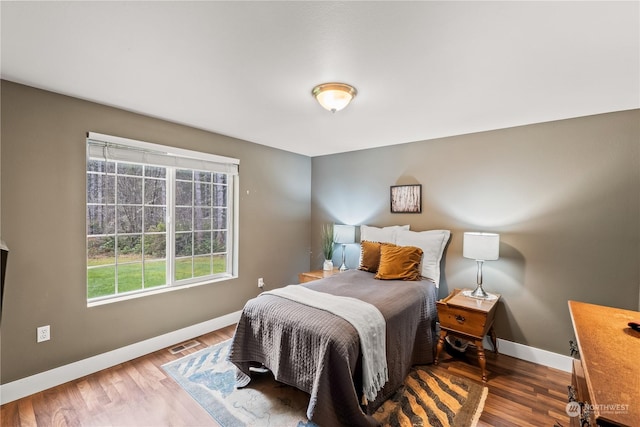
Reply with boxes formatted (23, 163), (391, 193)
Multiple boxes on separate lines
(87, 274), (237, 307)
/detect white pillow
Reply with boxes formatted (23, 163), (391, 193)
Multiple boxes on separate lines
(360, 224), (410, 244)
(395, 229), (450, 286)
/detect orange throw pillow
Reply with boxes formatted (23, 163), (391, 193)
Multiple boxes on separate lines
(375, 245), (423, 281)
(359, 241), (382, 272)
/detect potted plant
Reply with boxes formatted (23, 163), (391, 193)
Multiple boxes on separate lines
(321, 223), (334, 271)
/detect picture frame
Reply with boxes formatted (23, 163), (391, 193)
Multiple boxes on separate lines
(390, 184), (422, 213)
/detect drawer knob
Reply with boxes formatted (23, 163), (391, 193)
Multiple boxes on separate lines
(455, 314), (466, 324)
(569, 340), (579, 357)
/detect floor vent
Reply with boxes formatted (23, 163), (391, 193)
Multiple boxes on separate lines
(169, 340), (201, 354)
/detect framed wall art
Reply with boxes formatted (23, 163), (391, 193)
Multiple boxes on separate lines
(390, 184), (422, 213)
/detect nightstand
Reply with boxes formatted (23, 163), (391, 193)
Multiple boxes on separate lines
(298, 268), (340, 284)
(435, 288), (501, 382)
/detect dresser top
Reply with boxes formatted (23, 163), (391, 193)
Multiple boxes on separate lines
(568, 300), (640, 426)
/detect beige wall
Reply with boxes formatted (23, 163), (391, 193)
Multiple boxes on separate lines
(312, 110), (640, 355)
(0, 81), (311, 383)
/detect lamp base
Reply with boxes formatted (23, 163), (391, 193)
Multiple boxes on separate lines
(463, 286), (497, 300)
(339, 243), (348, 271)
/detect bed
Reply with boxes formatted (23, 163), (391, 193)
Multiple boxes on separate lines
(228, 227), (450, 426)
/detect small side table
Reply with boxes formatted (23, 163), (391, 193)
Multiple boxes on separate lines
(435, 288), (501, 382)
(298, 268), (340, 284)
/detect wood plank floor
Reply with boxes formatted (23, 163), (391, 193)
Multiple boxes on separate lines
(1, 325), (572, 426)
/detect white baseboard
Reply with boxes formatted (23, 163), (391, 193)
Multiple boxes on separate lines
(439, 323), (574, 373)
(495, 337), (573, 373)
(0, 310), (242, 404)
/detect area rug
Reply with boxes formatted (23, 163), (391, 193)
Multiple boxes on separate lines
(162, 340), (487, 427)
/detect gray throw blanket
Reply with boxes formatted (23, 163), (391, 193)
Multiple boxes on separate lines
(263, 285), (388, 402)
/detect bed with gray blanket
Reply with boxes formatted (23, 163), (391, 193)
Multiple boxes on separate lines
(228, 269), (439, 426)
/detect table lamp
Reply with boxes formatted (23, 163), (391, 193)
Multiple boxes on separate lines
(463, 232), (499, 299)
(333, 224), (356, 271)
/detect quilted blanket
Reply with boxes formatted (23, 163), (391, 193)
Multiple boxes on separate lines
(262, 284), (388, 402)
(228, 269), (438, 427)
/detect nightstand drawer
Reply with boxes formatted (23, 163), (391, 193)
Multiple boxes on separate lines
(438, 304), (487, 337)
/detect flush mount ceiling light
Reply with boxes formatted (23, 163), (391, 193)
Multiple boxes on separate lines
(311, 82), (357, 113)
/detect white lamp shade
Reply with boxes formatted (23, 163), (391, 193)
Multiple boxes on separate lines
(463, 232), (499, 261)
(333, 224), (356, 244)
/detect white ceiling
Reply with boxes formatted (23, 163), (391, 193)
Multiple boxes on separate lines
(2, 1), (638, 157)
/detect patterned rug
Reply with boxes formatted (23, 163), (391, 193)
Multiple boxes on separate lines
(162, 340), (487, 427)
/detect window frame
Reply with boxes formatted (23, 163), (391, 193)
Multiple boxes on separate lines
(86, 132), (239, 306)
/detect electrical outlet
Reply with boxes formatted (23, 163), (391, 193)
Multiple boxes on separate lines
(37, 325), (50, 343)
(258, 278), (265, 288)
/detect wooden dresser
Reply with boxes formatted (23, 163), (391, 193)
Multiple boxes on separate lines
(568, 300), (640, 427)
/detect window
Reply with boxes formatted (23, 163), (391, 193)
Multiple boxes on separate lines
(86, 132), (239, 304)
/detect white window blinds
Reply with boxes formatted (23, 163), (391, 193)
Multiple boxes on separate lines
(87, 132), (239, 175)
